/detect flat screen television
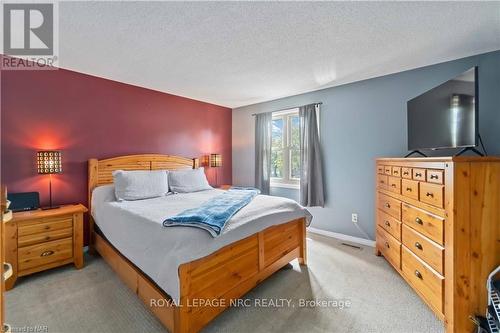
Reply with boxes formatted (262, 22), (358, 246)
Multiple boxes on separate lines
(407, 67), (478, 152)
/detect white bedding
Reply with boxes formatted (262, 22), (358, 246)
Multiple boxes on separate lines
(91, 185), (311, 303)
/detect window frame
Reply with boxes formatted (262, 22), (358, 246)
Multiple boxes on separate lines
(270, 108), (300, 189)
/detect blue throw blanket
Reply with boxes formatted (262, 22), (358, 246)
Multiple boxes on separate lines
(163, 188), (260, 237)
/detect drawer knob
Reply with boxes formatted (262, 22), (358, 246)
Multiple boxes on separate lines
(384, 221), (390, 227)
(394, 171), (399, 175)
(415, 217), (423, 225)
(40, 250), (54, 257)
(406, 187), (412, 192)
(430, 175), (438, 179)
(403, 171), (409, 175)
(380, 180), (385, 184)
(415, 270), (423, 279)
(426, 192), (434, 198)
(385, 242), (390, 249)
(44, 226), (50, 230)
(414, 242), (423, 250)
(385, 203), (391, 208)
(415, 173), (422, 177)
(391, 184), (396, 188)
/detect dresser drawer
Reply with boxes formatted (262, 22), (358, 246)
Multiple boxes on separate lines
(18, 227), (73, 248)
(392, 167), (401, 177)
(377, 227), (401, 270)
(401, 224), (444, 275)
(377, 174), (388, 189)
(412, 168), (426, 181)
(377, 210), (401, 241)
(18, 216), (73, 237)
(387, 176), (401, 194)
(401, 167), (412, 179)
(377, 165), (385, 174)
(420, 182), (444, 208)
(402, 246), (443, 313)
(402, 204), (444, 245)
(378, 193), (401, 220)
(18, 237), (73, 272)
(384, 166), (392, 175)
(401, 179), (419, 201)
(426, 169), (444, 185)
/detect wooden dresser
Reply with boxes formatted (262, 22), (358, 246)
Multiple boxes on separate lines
(4, 204), (87, 290)
(375, 157), (500, 332)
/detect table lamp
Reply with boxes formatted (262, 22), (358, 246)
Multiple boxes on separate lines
(210, 153), (222, 186)
(37, 150), (62, 210)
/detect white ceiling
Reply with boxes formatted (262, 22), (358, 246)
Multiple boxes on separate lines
(59, 1), (500, 108)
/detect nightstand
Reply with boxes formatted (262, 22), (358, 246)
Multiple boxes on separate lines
(4, 204), (87, 290)
(218, 185), (232, 190)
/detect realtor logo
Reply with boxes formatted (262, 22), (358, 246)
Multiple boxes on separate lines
(2, 2), (58, 70)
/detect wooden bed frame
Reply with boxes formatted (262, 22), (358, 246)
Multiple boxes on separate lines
(88, 154), (307, 333)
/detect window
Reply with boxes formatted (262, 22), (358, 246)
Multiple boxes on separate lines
(271, 109), (300, 188)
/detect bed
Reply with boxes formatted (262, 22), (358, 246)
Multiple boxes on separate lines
(88, 154), (309, 333)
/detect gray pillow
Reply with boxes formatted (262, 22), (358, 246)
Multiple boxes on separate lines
(112, 170), (169, 201)
(168, 167), (213, 193)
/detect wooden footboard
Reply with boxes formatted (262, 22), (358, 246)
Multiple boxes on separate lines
(93, 217), (306, 333)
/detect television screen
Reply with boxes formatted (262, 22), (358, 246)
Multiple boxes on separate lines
(407, 67), (478, 151)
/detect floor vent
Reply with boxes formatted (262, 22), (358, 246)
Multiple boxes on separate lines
(341, 242), (362, 250)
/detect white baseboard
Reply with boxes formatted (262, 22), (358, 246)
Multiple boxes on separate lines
(307, 227), (376, 247)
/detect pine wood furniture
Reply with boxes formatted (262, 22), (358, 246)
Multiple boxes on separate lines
(4, 204), (87, 290)
(88, 154), (307, 333)
(375, 156), (500, 333)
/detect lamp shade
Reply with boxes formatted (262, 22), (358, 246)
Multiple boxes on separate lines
(37, 151), (62, 174)
(210, 153), (222, 167)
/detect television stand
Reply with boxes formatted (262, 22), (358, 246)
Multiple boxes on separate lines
(455, 147), (484, 157)
(405, 150), (428, 158)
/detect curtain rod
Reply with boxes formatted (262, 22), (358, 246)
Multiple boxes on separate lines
(251, 102), (322, 116)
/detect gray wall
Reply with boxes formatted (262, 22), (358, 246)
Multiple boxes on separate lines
(232, 50), (500, 240)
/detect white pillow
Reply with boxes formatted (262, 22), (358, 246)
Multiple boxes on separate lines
(168, 167), (212, 193)
(112, 170), (169, 201)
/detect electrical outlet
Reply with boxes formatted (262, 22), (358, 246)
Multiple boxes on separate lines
(351, 213), (358, 223)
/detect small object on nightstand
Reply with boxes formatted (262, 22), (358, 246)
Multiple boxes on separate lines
(218, 185), (232, 190)
(4, 204), (87, 290)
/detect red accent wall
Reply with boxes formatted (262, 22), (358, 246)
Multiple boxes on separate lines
(1, 67), (232, 242)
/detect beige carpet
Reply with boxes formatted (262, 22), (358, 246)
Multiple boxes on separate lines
(5, 233), (444, 333)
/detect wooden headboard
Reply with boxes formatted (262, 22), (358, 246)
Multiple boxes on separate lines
(88, 154), (198, 209)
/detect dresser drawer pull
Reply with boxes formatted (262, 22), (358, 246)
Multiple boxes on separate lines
(415, 217), (423, 225)
(44, 225), (51, 230)
(384, 203), (391, 208)
(394, 171), (399, 175)
(415, 173), (422, 177)
(426, 192), (434, 198)
(430, 175), (439, 179)
(385, 242), (390, 249)
(403, 171), (409, 175)
(380, 180), (385, 184)
(415, 270), (423, 279)
(384, 221), (391, 227)
(406, 187), (412, 192)
(391, 184), (396, 188)
(45, 236), (51, 241)
(40, 250), (54, 257)
(414, 242), (423, 250)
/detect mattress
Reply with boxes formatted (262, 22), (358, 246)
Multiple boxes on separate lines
(91, 185), (311, 303)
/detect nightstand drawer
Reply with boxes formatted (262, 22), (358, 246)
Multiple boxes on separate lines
(18, 237), (73, 271)
(18, 227), (73, 248)
(18, 216), (73, 237)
